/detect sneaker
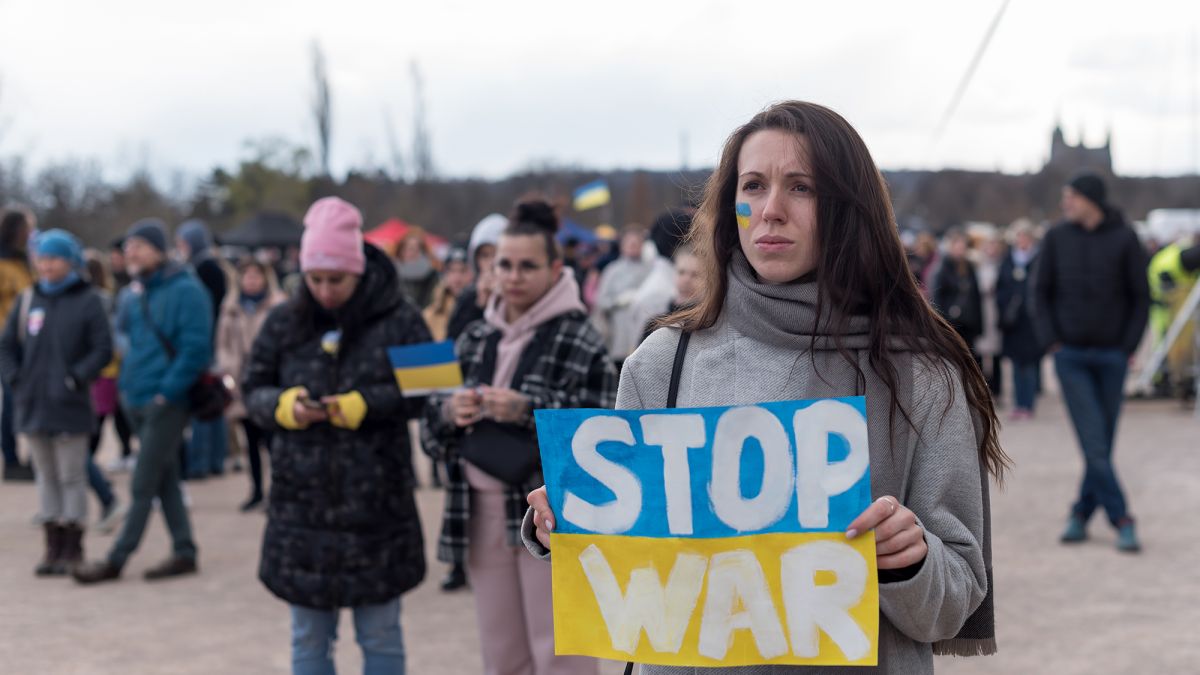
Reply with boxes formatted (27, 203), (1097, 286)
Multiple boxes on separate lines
(96, 499), (128, 535)
(73, 560), (122, 584)
(143, 555), (197, 581)
(1116, 520), (1141, 553)
(1060, 516), (1088, 543)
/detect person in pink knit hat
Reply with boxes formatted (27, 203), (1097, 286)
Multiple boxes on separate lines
(242, 196), (432, 674)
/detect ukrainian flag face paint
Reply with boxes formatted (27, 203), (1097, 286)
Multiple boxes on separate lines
(736, 202), (752, 229)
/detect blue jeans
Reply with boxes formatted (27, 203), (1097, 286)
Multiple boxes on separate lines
(1012, 360), (1040, 412)
(186, 416), (228, 477)
(87, 457), (115, 508)
(1054, 346), (1131, 526)
(291, 598), (405, 675)
(108, 400), (196, 568)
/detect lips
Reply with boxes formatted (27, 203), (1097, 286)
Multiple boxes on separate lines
(754, 235), (794, 252)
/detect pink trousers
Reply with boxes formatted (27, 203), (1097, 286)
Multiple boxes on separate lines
(467, 488), (599, 675)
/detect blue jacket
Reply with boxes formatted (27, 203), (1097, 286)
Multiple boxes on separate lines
(118, 262), (213, 408)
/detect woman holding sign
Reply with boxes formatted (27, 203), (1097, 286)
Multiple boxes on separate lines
(526, 101), (1007, 673)
(426, 199), (618, 675)
(242, 197), (431, 675)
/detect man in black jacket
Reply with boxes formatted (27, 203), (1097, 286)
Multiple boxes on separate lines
(1033, 171), (1149, 553)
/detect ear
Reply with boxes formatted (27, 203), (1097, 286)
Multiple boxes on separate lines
(551, 259), (564, 276)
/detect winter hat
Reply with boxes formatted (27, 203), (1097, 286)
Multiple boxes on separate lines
(300, 197), (366, 275)
(650, 209), (693, 259)
(176, 219), (213, 257)
(467, 213), (507, 272)
(444, 243), (469, 267)
(34, 229), (84, 268)
(1067, 172), (1107, 211)
(126, 218), (170, 254)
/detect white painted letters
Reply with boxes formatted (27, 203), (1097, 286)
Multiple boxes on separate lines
(640, 414), (707, 535)
(780, 540), (871, 660)
(709, 407), (794, 532)
(793, 401), (870, 528)
(697, 549), (789, 660)
(578, 544), (708, 654)
(562, 416), (642, 534)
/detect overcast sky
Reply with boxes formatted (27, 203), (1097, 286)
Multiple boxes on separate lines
(1, 0), (1198, 184)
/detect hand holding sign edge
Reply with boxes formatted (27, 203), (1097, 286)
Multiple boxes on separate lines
(527, 485), (554, 550)
(845, 496), (927, 570)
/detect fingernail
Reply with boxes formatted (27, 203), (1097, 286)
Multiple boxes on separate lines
(845, 529), (858, 539)
(544, 520), (554, 532)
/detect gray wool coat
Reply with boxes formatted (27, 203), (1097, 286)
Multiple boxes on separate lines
(523, 315), (988, 675)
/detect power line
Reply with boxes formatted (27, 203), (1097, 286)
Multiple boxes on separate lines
(933, 0), (1011, 143)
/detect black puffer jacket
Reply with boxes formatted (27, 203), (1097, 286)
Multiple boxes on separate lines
(1033, 211), (1150, 354)
(243, 245), (431, 609)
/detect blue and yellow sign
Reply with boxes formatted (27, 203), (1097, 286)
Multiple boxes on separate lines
(535, 397), (878, 668)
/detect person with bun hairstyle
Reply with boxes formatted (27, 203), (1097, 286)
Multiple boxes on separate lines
(425, 199), (616, 675)
(241, 197), (431, 674)
(525, 101), (1006, 673)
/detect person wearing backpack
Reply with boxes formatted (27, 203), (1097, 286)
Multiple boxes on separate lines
(0, 230), (113, 575)
(73, 218), (213, 584)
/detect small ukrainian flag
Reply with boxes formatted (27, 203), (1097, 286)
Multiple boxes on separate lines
(388, 341), (464, 396)
(572, 180), (611, 211)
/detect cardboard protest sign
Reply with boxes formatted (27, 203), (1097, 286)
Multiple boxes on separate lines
(535, 397), (878, 668)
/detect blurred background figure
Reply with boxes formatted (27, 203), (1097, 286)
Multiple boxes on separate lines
(628, 209), (693, 341)
(446, 214), (506, 343)
(592, 224), (653, 366)
(0, 229), (112, 577)
(1034, 171), (1149, 553)
(216, 258), (287, 512)
(641, 242), (702, 341)
(931, 227), (984, 367)
(83, 252), (131, 533)
(176, 220), (230, 480)
(0, 207), (35, 482)
(394, 226), (440, 310)
(996, 220), (1044, 420)
(973, 230), (1007, 400)
(422, 244), (472, 342)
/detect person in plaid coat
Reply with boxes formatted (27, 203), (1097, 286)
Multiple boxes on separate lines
(425, 200), (617, 675)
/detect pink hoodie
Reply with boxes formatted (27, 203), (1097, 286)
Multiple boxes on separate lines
(483, 268), (585, 389)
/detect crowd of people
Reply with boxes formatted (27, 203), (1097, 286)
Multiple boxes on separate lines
(0, 99), (1197, 674)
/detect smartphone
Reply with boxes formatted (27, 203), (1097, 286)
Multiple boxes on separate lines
(299, 396), (325, 410)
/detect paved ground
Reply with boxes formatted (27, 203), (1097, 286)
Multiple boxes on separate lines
(1, 390), (1197, 674)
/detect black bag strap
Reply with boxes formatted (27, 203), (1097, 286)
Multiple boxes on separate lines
(667, 330), (690, 408)
(139, 292), (177, 360)
(624, 329), (691, 675)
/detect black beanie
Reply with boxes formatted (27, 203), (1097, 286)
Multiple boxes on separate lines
(126, 218), (169, 254)
(650, 209), (693, 259)
(1067, 172), (1107, 210)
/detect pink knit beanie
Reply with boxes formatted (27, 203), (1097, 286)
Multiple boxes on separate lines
(300, 197), (366, 275)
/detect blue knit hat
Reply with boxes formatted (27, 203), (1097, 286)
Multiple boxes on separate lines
(34, 229), (84, 268)
(126, 218), (169, 254)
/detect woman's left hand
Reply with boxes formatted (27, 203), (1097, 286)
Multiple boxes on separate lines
(479, 386), (531, 424)
(845, 496), (928, 570)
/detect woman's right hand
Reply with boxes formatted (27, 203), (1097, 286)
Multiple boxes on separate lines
(292, 389), (329, 426)
(445, 388), (483, 427)
(527, 486), (555, 550)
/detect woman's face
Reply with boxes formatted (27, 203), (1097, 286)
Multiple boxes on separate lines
(35, 256), (72, 284)
(673, 252), (702, 304)
(400, 236), (423, 262)
(240, 266), (267, 296)
(947, 235), (968, 260)
(735, 129), (819, 284)
(495, 234), (562, 314)
(304, 270), (360, 311)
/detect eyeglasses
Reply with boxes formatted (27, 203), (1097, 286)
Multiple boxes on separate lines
(495, 259), (547, 277)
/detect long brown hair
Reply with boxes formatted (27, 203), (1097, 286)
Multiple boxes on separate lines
(670, 101), (1008, 481)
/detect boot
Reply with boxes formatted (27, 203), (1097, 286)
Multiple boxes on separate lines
(4, 463), (35, 482)
(1060, 515), (1087, 543)
(1116, 519), (1141, 553)
(59, 523), (85, 572)
(72, 559), (122, 585)
(34, 523), (65, 576)
(440, 564), (468, 592)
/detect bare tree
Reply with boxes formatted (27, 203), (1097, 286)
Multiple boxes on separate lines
(382, 105), (405, 181)
(312, 41), (332, 177)
(410, 60), (434, 181)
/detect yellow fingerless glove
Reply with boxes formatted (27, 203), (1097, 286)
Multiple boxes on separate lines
(275, 387), (308, 430)
(329, 391), (367, 430)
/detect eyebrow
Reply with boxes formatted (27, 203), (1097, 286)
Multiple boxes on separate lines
(738, 171), (813, 179)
